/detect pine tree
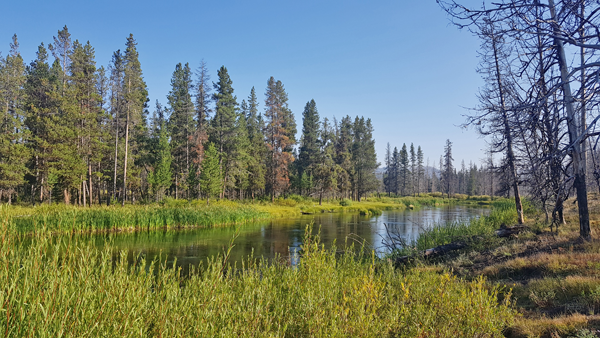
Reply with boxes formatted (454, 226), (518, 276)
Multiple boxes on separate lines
(188, 60), (211, 198)
(0, 34), (29, 203)
(334, 116), (353, 199)
(147, 109), (172, 202)
(399, 144), (410, 196)
(167, 62), (195, 198)
(244, 87), (266, 200)
(200, 142), (221, 205)
(410, 143), (416, 196)
(210, 66), (239, 198)
(416, 146), (424, 196)
(121, 34), (149, 205)
(297, 99), (320, 195)
(47, 27), (87, 205)
(442, 139), (454, 198)
(384, 142), (392, 196)
(313, 117), (339, 204)
(391, 147), (400, 195)
(351, 117), (379, 201)
(264, 77), (295, 201)
(70, 40), (105, 206)
(24, 43), (56, 204)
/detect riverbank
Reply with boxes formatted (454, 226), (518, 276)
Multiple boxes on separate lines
(395, 195), (600, 337)
(4, 194), (492, 233)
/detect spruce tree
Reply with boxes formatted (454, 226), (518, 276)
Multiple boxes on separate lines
(200, 142), (221, 205)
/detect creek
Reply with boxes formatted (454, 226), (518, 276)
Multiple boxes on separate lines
(80, 205), (489, 274)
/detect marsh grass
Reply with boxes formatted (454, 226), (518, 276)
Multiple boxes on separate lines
(387, 199), (516, 258)
(0, 220), (515, 337)
(3, 202), (268, 233)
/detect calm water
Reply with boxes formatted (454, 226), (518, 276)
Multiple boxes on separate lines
(81, 205), (488, 273)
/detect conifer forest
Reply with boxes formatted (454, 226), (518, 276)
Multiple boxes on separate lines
(0, 27), (384, 206)
(1, 26), (497, 207)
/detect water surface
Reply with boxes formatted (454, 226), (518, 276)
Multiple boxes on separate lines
(82, 205), (488, 273)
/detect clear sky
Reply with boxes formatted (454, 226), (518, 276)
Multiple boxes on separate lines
(1, 0), (488, 168)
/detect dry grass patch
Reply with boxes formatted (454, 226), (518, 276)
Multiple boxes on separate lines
(505, 313), (600, 338)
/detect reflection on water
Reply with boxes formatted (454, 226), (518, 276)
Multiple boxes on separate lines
(82, 205), (488, 274)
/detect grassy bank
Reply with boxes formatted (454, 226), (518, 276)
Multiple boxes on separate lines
(396, 195), (600, 337)
(386, 199), (518, 258)
(4, 194), (491, 233)
(0, 220), (514, 337)
(5, 201), (268, 233)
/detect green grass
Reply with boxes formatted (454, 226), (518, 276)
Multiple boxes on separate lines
(4, 200), (268, 233)
(4, 195), (494, 234)
(389, 199), (518, 257)
(0, 220), (515, 337)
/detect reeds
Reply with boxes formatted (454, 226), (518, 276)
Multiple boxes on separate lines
(4, 203), (268, 233)
(0, 220), (515, 337)
(387, 199), (518, 257)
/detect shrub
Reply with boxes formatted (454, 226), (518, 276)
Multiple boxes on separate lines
(339, 198), (353, 207)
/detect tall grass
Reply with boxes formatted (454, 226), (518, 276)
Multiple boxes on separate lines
(390, 199), (518, 256)
(0, 220), (515, 337)
(4, 202), (268, 233)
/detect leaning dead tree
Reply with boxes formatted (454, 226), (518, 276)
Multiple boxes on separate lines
(463, 16), (525, 224)
(438, 0), (600, 240)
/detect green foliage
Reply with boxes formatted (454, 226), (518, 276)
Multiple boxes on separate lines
(351, 117), (379, 201)
(340, 198), (353, 206)
(199, 142), (222, 203)
(167, 62), (195, 183)
(0, 221), (515, 337)
(147, 121), (172, 201)
(7, 202), (266, 232)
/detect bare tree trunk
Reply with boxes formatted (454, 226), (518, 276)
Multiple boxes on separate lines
(112, 109), (119, 206)
(88, 163), (93, 206)
(490, 24), (524, 224)
(82, 180), (86, 207)
(122, 108), (129, 207)
(549, 0), (590, 240)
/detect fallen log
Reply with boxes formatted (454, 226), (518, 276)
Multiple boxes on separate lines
(393, 225), (527, 266)
(495, 224), (527, 238)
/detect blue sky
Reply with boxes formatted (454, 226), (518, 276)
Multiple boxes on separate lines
(1, 0), (488, 167)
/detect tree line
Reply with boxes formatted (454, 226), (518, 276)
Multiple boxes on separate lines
(0, 26), (380, 206)
(383, 138), (508, 199)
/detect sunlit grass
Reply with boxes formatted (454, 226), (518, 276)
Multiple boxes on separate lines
(0, 220), (515, 337)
